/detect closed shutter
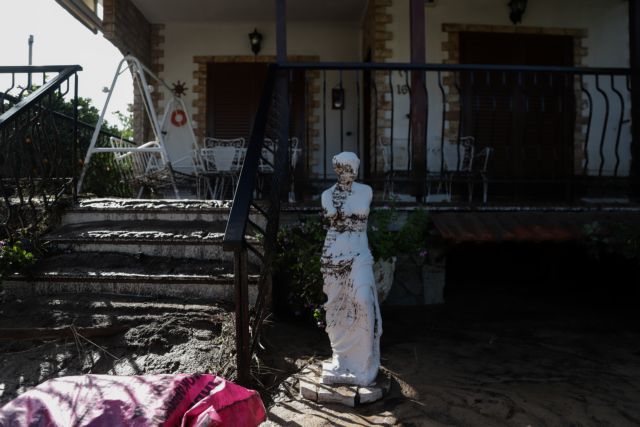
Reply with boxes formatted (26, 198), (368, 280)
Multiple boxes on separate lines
(460, 32), (574, 191)
(206, 63), (268, 140)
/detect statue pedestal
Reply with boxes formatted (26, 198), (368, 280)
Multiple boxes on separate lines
(299, 363), (390, 407)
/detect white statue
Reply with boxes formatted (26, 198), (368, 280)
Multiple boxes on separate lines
(320, 152), (382, 387)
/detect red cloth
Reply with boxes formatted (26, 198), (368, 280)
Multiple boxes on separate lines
(0, 374), (265, 427)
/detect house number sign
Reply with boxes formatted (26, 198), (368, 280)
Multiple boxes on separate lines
(396, 70), (409, 94)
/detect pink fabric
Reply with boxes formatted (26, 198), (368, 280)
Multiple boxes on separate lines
(0, 374), (265, 427)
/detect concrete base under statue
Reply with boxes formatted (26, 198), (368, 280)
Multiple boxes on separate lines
(299, 363), (390, 407)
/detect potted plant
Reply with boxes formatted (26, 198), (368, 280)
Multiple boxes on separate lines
(275, 208), (431, 324)
(368, 207), (431, 302)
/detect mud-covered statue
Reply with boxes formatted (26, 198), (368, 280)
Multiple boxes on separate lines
(320, 152), (382, 386)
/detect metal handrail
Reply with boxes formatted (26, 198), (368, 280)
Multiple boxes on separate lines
(223, 65), (278, 251)
(279, 61), (632, 75)
(0, 65), (82, 73)
(53, 110), (136, 145)
(0, 64), (82, 241)
(0, 65), (82, 127)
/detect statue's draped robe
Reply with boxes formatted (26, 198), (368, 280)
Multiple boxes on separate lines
(320, 182), (382, 386)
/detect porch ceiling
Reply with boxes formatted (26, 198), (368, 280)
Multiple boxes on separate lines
(130, 0), (368, 23)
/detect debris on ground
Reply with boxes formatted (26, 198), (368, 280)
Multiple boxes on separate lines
(0, 292), (237, 406)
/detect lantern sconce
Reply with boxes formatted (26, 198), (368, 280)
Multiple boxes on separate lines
(332, 86), (345, 110)
(248, 28), (263, 55)
(508, 0), (527, 25)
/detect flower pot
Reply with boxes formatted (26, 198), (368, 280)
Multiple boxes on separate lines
(373, 256), (396, 303)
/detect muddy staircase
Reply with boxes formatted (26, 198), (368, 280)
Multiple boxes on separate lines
(4, 198), (260, 302)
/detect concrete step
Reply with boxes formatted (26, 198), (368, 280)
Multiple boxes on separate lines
(62, 198), (265, 228)
(45, 220), (262, 261)
(3, 252), (259, 302)
(63, 198), (230, 224)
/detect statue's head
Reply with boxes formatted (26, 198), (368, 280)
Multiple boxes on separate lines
(332, 152), (359, 185)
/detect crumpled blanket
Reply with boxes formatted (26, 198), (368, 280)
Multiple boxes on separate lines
(0, 373), (266, 427)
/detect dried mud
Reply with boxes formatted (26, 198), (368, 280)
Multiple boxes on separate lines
(0, 292), (236, 406)
(261, 301), (640, 427)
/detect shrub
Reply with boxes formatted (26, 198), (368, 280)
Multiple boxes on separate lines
(584, 221), (640, 264)
(275, 208), (431, 324)
(0, 240), (36, 284)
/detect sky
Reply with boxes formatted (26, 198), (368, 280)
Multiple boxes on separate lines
(0, 0), (133, 126)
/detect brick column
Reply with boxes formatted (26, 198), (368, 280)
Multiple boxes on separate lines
(362, 0), (394, 174)
(102, 0), (160, 142)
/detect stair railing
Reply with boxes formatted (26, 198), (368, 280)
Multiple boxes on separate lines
(223, 64), (292, 385)
(0, 65), (81, 241)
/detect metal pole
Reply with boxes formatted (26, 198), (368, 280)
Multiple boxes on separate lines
(73, 73), (79, 201)
(630, 0), (640, 200)
(234, 248), (250, 385)
(28, 35), (33, 65)
(410, 0), (427, 202)
(27, 35), (34, 88)
(276, 0), (287, 64)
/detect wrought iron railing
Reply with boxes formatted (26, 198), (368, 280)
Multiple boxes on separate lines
(223, 61), (637, 382)
(223, 65), (296, 384)
(275, 62), (635, 205)
(0, 65), (82, 241)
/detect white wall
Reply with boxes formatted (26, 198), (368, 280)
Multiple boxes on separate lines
(389, 0), (629, 66)
(160, 20), (362, 177)
(387, 0), (631, 176)
(158, 1), (632, 181)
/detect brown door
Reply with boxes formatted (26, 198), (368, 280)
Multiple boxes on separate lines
(206, 63), (268, 140)
(460, 32), (575, 198)
(206, 63), (305, 140)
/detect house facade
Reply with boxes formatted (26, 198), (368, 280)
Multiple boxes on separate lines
(58, 0), (637, 205)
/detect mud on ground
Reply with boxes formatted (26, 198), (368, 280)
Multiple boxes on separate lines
(0, 292), (236, 406)
(2, 291), (640, 427)
(259, 300), (640, 427)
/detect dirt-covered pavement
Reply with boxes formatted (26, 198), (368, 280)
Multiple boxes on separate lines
(0, 292), (236, 406)
(1, 290), (639, 426)
(260, 299), (640, 426)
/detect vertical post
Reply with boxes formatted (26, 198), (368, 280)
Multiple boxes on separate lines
(72, 73), (79, 201)
(28, 35), (34, 65)
(276, 0), (287, 65)
(630, 0), (640, 199)
(234, 248), (250, 385)
(275, 0), (290, 198)
(27, 35), (34, 88)
(410, 0), (427, 202)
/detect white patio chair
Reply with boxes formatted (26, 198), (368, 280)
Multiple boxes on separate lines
(444, 136), (493, 203)
(198, 137), (246, 199)
(378, 136), (411, 200)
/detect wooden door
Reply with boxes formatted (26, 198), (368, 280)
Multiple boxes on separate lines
(206, 63), (306, 142)
(460, 32), (575, 198)
(206, 63), (268, 140)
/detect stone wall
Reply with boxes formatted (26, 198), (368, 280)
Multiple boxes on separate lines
(102, 0), (164, 142)
(362, 0), (394, 173)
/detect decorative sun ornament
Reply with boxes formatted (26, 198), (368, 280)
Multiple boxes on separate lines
(171, 80), (188, 98)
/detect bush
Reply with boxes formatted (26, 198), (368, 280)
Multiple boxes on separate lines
(274, 216), (326, 323)
(584, 221), (640, 264)
(274, 208), (431, 324)
(0, 240), (36, 284)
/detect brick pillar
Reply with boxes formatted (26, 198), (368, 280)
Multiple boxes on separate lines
(362, 0), (394, 175)
(102, 0), (158, 143)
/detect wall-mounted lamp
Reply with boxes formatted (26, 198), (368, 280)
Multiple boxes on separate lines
(248, 28), (263, 55)
(508, 0), (527, 25)
(332, 87), (345, 110)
